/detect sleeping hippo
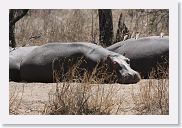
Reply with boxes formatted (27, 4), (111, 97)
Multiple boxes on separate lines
(9, 46), (38, 81)
(107, 36), (169, 78)
(20, 42), (141, 84)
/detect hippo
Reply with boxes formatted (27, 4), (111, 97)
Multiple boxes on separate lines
(20, 42), (141, 84)
(107, 36), (169, 78)
(9, 46), (38, 81)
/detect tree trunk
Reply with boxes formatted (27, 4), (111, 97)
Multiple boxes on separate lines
(98, 9), (113, 47)
(9, 9), (29, 48)
(115, 12), (129, 42)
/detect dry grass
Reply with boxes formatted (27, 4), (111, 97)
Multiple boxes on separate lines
(131, 79), (168, 115)
(15, 9), (169, 47)
(39, 62), (169, 115)
(15, 10), (100, 46)
(43, 83), (121, 115)
(9, 84), (25, 114)
(9, 79), (169, 115)
(43, 61), (120, 115)
(44, 78), (168, 115)
(9, 60), (169, 115)
(51, 57), (118, 84)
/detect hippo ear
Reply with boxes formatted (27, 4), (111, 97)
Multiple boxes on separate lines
(107, 55), (113, 63)
(107, 55), (119, 68)
(112, 61), (119, 68)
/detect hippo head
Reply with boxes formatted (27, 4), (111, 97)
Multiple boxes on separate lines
(106, 54), (141, 84)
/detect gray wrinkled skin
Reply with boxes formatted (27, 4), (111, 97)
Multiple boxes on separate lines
(9, 46), (38, 81)
(107, 36), (169, 78)
(20, 42), (141, 84)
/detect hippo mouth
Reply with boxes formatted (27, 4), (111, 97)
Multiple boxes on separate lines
(118, 72), (141, 84)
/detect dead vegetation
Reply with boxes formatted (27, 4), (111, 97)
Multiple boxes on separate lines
(14, 9), (169, 46)
(43, 63), (169, 115)
(9, 80), (169, 115)
(9, 84), (25, 114)
(9, 63), (169, 115)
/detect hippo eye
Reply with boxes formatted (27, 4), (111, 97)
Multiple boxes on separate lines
(126, 59), (130, 65)
(118, 65), (123, 70)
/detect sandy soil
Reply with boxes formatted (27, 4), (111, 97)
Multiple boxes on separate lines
(9, 79), (169, 115)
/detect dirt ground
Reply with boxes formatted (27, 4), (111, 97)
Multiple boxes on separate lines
(9, 79), (169, 115)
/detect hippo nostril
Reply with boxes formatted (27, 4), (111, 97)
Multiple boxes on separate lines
(133, 72), (141, 83)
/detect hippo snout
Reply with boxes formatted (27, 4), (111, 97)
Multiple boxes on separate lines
(119, 71), (141, 84)
(133, 72), (141, 83)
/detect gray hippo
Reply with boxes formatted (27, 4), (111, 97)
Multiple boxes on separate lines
(20, 42), (141, 84)
(9, 46), (38, 81)
(107, 36), (169, 78)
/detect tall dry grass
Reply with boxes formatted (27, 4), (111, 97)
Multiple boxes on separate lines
(131, 62), (169, 115)
(42, 61), (121, 115)
(9, 84), (25, 114)
(40, 62), (169, 115)
(42, 83), (123, 115)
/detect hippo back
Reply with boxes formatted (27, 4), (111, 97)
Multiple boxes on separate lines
(107, 36), (169, 78)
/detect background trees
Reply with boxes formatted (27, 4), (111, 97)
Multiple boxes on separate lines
(115, 12), (129, 42)
(9, 9), (169, 47)
(9, 9), (29, 47)
(98, 9), (113, 47)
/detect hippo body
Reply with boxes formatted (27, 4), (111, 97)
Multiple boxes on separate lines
(9, 46), (38, 81)
(20, 42), (140, 84)
(107, 36), (169, 78)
